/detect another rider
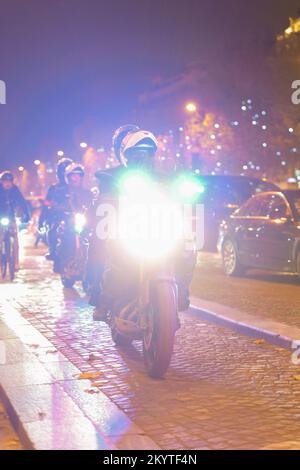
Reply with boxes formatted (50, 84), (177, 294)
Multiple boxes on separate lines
(53, 163), (93, 277)
(0, 171), (30, 270)
(64, 163), (93, 213)
(40, 158), (73, 261)
(87, 125), (196, 321)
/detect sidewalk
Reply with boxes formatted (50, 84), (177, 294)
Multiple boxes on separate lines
(0, 298), (159, 450)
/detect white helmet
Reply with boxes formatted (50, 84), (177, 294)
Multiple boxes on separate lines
(64, 163), (85, 183)
(119, 130), (158, 167)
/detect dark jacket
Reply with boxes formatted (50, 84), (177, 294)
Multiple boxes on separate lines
(41, 183), (92, 225)
(0, 185), (30, 221)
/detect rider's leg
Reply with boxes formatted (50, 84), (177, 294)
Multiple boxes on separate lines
(86, 236), (108, 320)
(175, 250), (197, 311)
(46, 223), (58, 260)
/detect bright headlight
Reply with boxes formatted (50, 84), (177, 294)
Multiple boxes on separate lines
(74, 213), (86, 234)
(175, 176), (205, 202)
(118, 193), (183, 260)
(0, 217), (10, 227)
(118, 170), (152, 197)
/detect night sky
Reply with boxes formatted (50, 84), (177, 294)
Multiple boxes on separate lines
(0, 0), (299, 168)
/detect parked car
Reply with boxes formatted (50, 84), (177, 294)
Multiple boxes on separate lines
(194, 175), (279, 250)
(218, 190), (300, 277)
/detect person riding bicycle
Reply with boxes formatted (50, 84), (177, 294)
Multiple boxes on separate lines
(0, 171), (30, 270)
(86, 125), (196, 321)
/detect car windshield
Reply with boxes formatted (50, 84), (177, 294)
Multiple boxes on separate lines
(200, 178), (277, 206)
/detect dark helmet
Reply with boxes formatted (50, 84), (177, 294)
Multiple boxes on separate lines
(112, 124), (140, 162)
(64, 163), (85, 183)
(0, 171), (14, 182)
(56, 158), (73, 184)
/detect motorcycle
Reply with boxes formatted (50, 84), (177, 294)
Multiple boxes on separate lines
(0, 217), (16, 281)
(55, 211), (88, 288)
(97, 170), (201, 378)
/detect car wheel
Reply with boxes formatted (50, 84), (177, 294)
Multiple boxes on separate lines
(222, 238), (246, 277)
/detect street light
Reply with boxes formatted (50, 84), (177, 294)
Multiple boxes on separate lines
(185, 102), (197, 113)
(34, 159), (41, 166)
(57, 150), (64, 157)
(18, 166), (24, 172)
(80, 142), (88, 149)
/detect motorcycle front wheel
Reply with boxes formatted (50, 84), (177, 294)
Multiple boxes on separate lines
(143, 281), (177, 379)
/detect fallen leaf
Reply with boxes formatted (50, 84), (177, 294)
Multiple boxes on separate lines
(88, 354), (98, 362)
(254, 339), (265, 345)
(5, 439), (20, 447)
(84, 388), (99, 394)
(46, 350), (58, 355)
(294, 376), (300, 381)
(91, 381), (105, 388)
(77, 372), (102, 380)
(28, 344), (39, 349)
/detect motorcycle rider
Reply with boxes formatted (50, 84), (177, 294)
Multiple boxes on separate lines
(0, 171), (30, 270)
(64, 163), (93, 211)
(53, 163), (93, 272)
(41, 158), (73, 261)
(87, 125), (196, 321)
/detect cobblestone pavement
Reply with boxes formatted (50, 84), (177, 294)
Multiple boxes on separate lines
(1, 238), (300, 450)
(0, 400), (23, 450)
(191, 251), (300, 329)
